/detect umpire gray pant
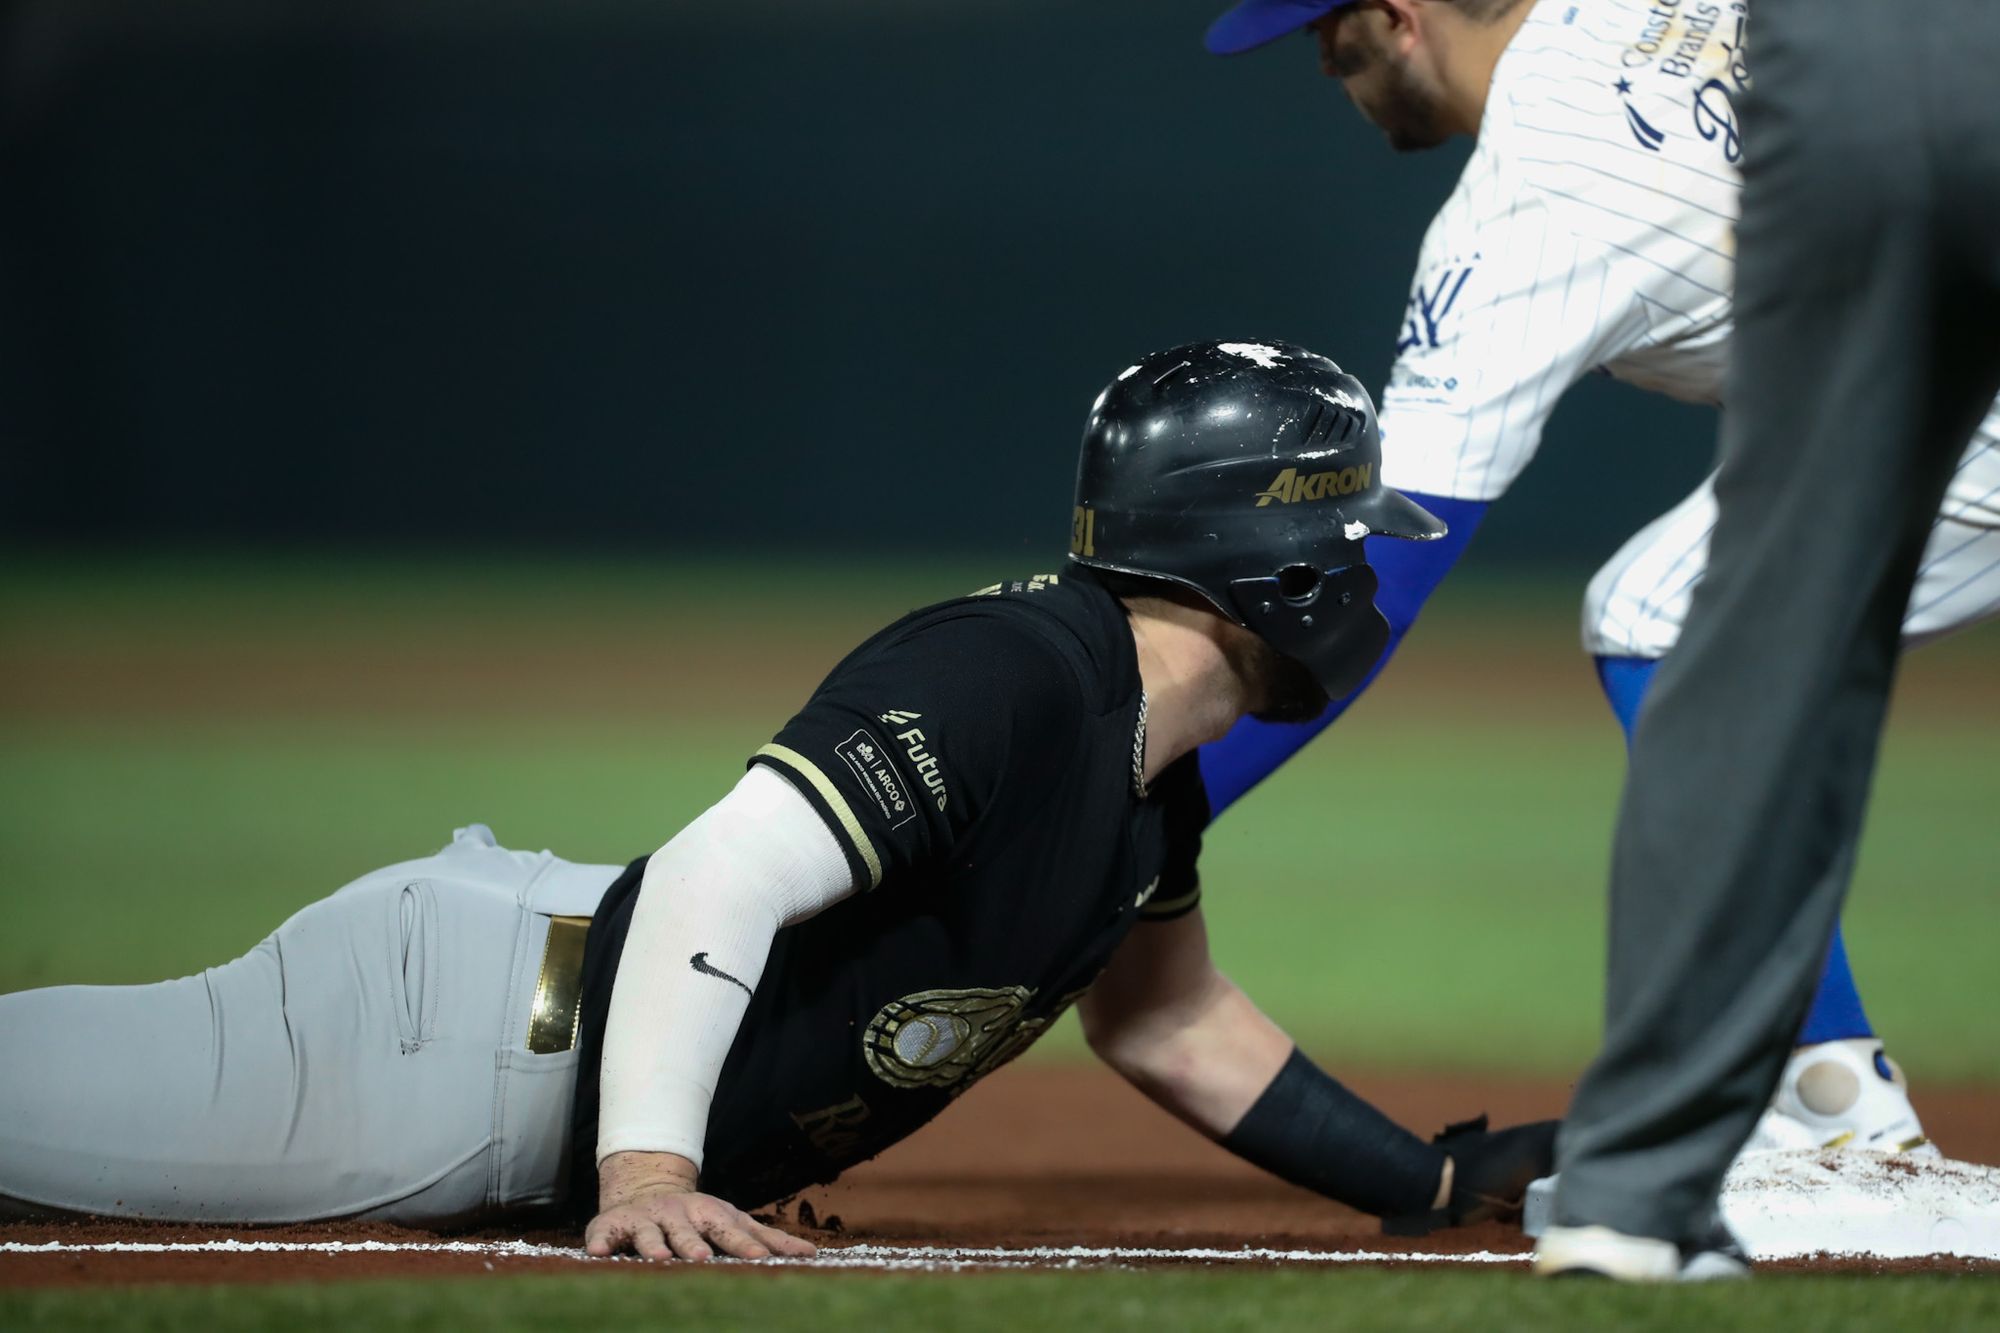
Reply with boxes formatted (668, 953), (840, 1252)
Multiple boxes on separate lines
(1552, 0), (2000, 1244)
(0, 826), (621, 1226)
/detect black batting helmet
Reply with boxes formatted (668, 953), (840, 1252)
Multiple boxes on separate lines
(1068, 339), (1445, 699)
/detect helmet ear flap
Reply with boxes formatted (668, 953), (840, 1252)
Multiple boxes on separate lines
(1228, 562), (1386, 699)
(1274, 564), (1323, 606)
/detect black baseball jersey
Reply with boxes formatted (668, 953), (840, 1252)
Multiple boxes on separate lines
(568, 569), (1209, 1210)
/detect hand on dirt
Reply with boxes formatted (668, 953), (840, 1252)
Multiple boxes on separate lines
(586, 1151), (817, 1262)
(1438, 1117), (1561, 1224)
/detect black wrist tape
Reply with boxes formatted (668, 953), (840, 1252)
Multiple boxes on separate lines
(1220, 1047), (1445, 1218)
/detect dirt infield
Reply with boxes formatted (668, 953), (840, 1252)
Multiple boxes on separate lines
(5, 1064), (1997, 1285)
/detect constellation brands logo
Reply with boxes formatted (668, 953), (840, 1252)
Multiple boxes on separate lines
(1254, 464), (1372, 507)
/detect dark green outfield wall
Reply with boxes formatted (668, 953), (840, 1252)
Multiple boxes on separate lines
(1, 0), (1711, 566)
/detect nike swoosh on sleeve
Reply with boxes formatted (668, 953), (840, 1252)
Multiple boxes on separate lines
(690, 951), (754, 998)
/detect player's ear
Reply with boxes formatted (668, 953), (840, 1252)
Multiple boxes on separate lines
(1375, 0), (1427, 52)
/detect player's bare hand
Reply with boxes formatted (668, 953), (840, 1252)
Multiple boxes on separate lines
(586, 1151), (816, 1262)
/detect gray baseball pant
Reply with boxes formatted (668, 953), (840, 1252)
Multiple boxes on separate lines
(1552, 0), (2000, 1245)
(0, 826), (621, 1226)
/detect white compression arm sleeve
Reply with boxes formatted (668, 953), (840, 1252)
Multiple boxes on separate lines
(595, 764), (855, 1168)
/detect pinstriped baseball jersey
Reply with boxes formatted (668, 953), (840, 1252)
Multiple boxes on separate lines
(1376, 0), (2000, 656)
(1584, 415), (2000, 657)
(1380, 0), (1749, 501)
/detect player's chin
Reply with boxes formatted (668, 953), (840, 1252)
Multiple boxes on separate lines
(1353, 80), (1453, 153)
(1233, 635), (1330, 725)
(1383, 124), (1453, 153)
(1249, 663), (1331, 724)
(1250, 694), (1330, 725)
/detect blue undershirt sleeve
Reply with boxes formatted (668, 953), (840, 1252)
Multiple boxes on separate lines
(1593, 655), (1659, 739)
(1197, 492), (1490, 817)
(1593, 652), (1876, 1045)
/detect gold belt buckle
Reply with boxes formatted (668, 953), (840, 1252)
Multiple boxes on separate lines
(527, 915), (591, 1054)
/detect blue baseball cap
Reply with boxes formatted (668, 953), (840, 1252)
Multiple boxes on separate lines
(1204, 0), (1355, 55)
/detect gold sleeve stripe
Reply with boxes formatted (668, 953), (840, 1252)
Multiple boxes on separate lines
(755, 743), (884, 891)
(1140, 884), (1202, 917)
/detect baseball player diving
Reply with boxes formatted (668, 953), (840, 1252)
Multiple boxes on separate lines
(1198, 0), (2000, 1161)
(0, 341), (1558, 1260)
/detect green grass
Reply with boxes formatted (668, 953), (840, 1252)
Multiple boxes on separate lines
(0, 716), (762, 988)
(4, 557), (1997, 1321)
(4, 1269), (1999, 1333)
(2, 555), (1996, 1078)
(1201, 704), (2000, 1079)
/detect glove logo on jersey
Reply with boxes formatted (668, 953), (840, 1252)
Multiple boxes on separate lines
(863, 985), (1045, 1092)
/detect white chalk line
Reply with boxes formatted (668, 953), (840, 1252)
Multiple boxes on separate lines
(0, 1238), (1530, 1270)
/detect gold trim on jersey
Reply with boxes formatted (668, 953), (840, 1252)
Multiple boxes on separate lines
(1139, 881), (1202, 919)
(526, 915), (591, 1054)
(755, 743), (884, 890)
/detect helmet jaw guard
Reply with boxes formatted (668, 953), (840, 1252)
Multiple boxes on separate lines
(1228, 562), (1387, 700)
(1068, 339), (1442, 699)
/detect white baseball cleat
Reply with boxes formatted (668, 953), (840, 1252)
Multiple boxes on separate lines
(1524, 1039), (1933, 1245)
(1534, 1223), (1749, 1281)
(1741, 1038), (1931, 1156)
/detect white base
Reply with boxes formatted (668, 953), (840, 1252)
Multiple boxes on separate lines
(1524, 1151), (2000, 1261)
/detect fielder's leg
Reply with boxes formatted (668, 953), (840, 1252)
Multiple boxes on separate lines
(1583, 402), (2000, 1154)
(1596, 651), (1879, 1036)
(1548, 0), (2000, 1257)
(1593, 654), (1920, 1154)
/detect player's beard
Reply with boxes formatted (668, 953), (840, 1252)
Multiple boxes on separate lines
(1328, 24), (1454, 153)
(1235, 635), (1332, 725)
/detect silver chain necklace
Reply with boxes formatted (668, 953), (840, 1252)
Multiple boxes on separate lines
(1130, 691), (1150, 800)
